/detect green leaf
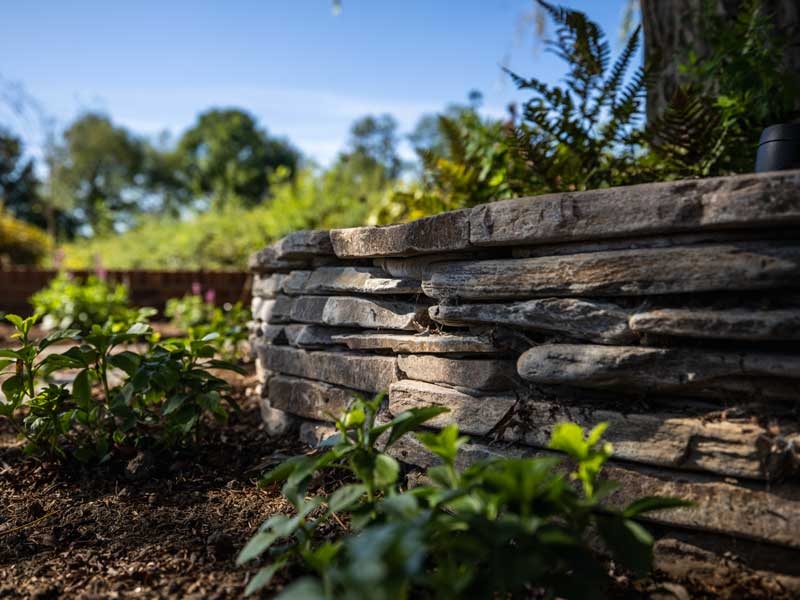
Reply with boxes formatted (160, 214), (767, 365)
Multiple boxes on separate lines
(4, 314), (24, 330)
(126, 322), (151, 336)
(342, 407), (365, 428)
(108, 351), (141, 376)
(372, 453), (400, 489)
(417, 424), (467, 465)
(549, 422), (588, 459)
(162, 393), (188, 415)
(236, 515), (301, 564)
(327, 483), (366, 513)
(274, 578), (327, 600)
(623, 496), (693, 518)
(382, 406), (450, 449)
(243, 560), (287, 596)
(596, 514), (653, 576)
(71, 369), (91, 406)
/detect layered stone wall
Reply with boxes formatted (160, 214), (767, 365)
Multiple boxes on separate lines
(249, 171), (800, 586)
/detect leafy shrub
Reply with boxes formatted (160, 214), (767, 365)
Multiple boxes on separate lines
(29, 272), (146, 333)
(647, 0), (800, 177)
(166, 292), (251, 361)
(238, 395), (688, 599)
(0, 314), (242, 461)
(60, 167), (382, 270)
(0, 208), (53, 266)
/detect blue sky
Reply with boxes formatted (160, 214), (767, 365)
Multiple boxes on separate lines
(2, 0), (632, 166)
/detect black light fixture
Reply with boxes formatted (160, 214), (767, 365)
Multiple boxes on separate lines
(755, 123), (800, 172)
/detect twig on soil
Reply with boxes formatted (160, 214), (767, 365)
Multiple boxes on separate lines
(0, 511), (56, 538)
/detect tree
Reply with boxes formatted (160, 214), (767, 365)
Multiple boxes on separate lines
(47, 113), (145, 236)
(344, 114), (402, 181)
(639, 0), (799, 122)
(175, 108), (299, 210)
(0, 128), (39, 223)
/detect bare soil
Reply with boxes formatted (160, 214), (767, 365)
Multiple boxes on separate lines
(0, 367), (307, 599)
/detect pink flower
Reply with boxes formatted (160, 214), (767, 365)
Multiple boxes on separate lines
(191, 281), (202, 296)
(204, 288), (216, 305)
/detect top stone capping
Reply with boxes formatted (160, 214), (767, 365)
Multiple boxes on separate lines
(330, 209), (471, 258)
(271, 229), (334, 259)
(469, 170), (800, 247)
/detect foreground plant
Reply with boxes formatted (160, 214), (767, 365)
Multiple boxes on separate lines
(0, 314), (242, 461)
(238, 396), (688, 599)
(165, 292), (251, 361)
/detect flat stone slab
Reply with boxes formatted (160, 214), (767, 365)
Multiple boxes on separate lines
(271, 229), (334, 259)
(373, 253), (496, 280)
(267, 295), (295, 324)
(630, 308), (800, 341)
(282, 267), (421, 295)
(470, 170), (800, 246)
(290, 295), (430, 331)
(331, 331), (501, 354)
(330, 209), (471, 258)
(386, 433), (800, 549)
(268, 375), (362, 421)
(283, 324), (355, 349)
(429, 299), (636, 344)
(252, 274), (288, 299)
(256, 344), (398, 393)
(422, 242), (800, 300)
(517, 343), (800, 398)
(253, 299), (276, 323)
(389, 380), (516, 436)
(397, 355), (518, 391)
(387, 381), (793, 480)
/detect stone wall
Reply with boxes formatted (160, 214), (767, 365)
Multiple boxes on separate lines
(249, 170), (800, 586)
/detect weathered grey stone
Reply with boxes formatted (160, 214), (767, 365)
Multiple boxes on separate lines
(429, 299), (636, 344)
(271, 229), (334, 259)
(248, 248), (311, 274)
(269, 375), (362, 421)
(299, 421), (338, 448)
(510, 230), (791, 258)
(289, 295), (430, 331)
(256, 344), (398, 393)
(374, 253), (493, 280)
(250, 324), (285, 343)
(282, 267), (421, 295)
(332, 331), (501, 354)
(283, 324), (355, 349)
(397, 355), (518, 391)
(389, 380), (516, 436)
(422, 242), (800, 300)
(517, 344), (800, 397)
(267, 295), (295, 324)
(252, 273), (288, 298)
(470, 170), (800, 246)
(388, 381), (796, 480)
(630, 308), (800, 341)
(253, 299), (276, 322)
(258, 396), (296, 436)
(331, 209), (471, 258)
(387, 434), (800, 548)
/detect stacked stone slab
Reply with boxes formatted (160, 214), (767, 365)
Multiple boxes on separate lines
(249, 171), (800, 588)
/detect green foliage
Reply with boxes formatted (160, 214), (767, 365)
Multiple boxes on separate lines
(0, 207), (53, 265)
(507, 1), (650, 193)
(60, 166), (383, 269)
(165, 294), (251, 361)
(175, 108), (299, 210)
(46, 113), (145, 236)
(0, 313), (242, 462)
(29, 273), (148, 333)
(0, 128), (41, 225)
(238, 397), (689, 599)
(647, 0), (800, 176)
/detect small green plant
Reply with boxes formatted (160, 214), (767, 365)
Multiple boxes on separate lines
(165, 290), (251, 361)
(0, 314), (242, 461)
(30, 272), (151, 333)
(238, 396), (688, 599)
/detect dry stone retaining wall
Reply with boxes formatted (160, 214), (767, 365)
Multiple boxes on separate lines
(248, 170), (800, 586)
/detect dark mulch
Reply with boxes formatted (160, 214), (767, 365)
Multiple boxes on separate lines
(0, 368), (304, 599)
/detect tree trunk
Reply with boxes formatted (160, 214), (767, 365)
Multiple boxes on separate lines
(641, 0), (800, 122)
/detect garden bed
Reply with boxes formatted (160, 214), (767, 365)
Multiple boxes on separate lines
(0, 367), (307, 599)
